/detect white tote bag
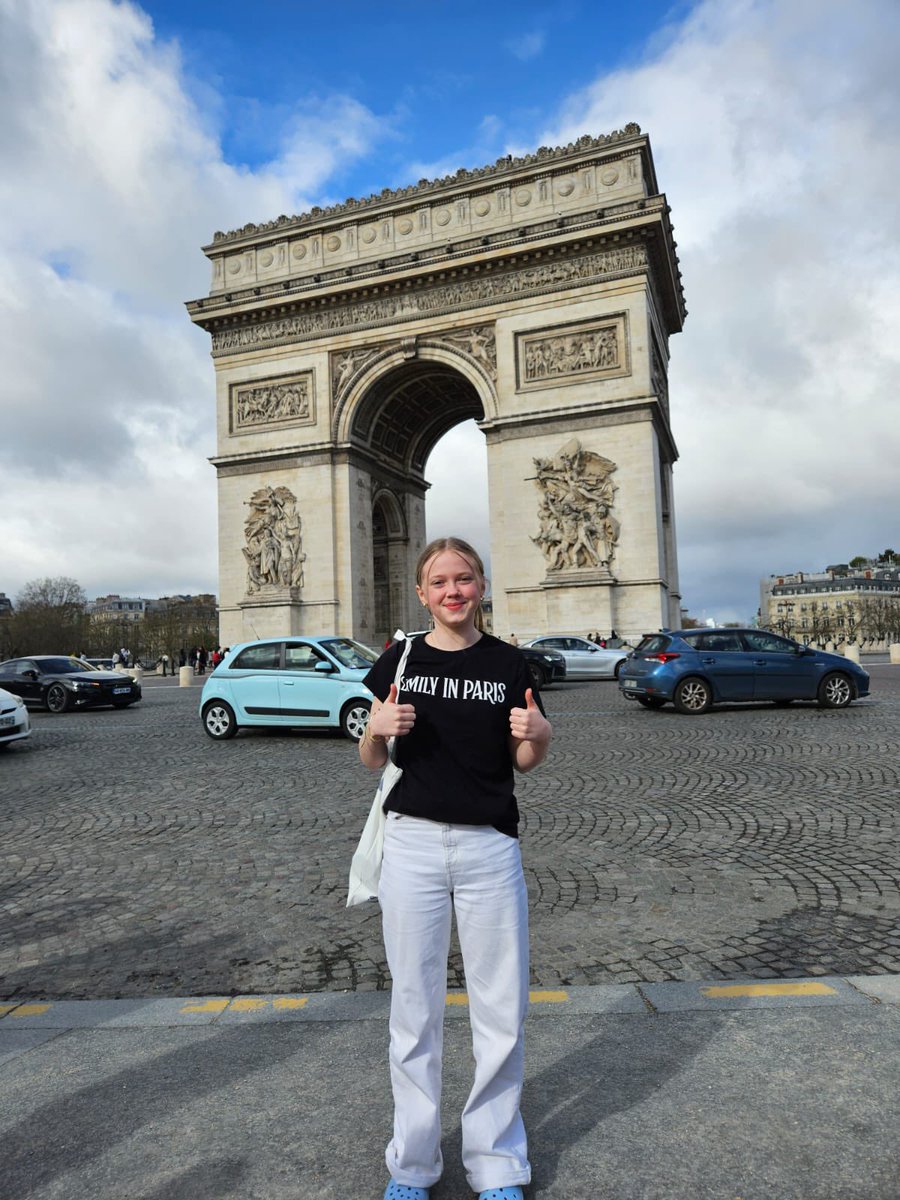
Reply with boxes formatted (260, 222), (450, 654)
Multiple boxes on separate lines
(346, 632), (415, 907)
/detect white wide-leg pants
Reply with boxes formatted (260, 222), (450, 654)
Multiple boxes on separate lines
(378, 813), (531, 1193)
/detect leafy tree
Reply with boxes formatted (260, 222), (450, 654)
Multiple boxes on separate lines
(849, 555), (868, 570)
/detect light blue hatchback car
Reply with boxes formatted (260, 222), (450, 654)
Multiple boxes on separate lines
(199, 636), (376, 741)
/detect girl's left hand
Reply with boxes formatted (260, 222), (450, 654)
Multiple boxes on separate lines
(509, 688), (551, 743)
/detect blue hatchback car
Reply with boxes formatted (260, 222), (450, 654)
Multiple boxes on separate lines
(199, 636), (376, 740)
(618, 628), (870, 714)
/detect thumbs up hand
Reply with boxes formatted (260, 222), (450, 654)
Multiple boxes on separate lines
(509, 688), (550, 743)
(369, 682), (416, 739)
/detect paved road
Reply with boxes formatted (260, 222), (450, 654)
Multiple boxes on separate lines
(2, 661), (898, 1000)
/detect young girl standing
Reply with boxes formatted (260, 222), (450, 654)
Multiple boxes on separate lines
(360, 537), (552, 1200)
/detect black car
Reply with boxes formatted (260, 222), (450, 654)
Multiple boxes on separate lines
(519, 644), (566, 690)
(0, 656), (142, 713)
(391, 632), (566, 690)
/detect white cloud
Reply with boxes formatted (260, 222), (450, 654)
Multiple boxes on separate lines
(540, 0), (900, 619)
(505, 31), (545, 62)
(0, 0), (391, 604)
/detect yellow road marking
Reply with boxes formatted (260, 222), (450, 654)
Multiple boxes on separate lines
(446, 990), (569, 1007)
(10, 1004), (51, 1017)
(701, 982), (836, 999)
(0, 1004), (18, 1017)
(273, 997), (308, 1010)
(228, 998), (268, 1013)
(180, 999), (229, 1014)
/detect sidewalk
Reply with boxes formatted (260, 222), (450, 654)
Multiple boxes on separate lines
(2, 975), (899, 1199)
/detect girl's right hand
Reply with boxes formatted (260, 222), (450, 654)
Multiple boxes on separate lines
(369, 684), (416, 738)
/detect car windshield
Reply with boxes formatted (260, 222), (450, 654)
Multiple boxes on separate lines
(321, 638), (378, 669)
(39, 658), (89, 674)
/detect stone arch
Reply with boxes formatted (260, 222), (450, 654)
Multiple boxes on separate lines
(334, 340), (498, 458)
(191, 125), (686, 647)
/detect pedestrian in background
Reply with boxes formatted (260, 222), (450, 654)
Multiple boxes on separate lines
(359, 535), (551, 1200)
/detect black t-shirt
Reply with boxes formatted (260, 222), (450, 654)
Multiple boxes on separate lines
(363, 633), (544, 838)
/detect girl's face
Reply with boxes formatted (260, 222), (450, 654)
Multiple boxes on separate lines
(416, 549), (485, 634)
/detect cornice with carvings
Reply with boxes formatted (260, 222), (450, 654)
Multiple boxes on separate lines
(209, 125), (644, 247)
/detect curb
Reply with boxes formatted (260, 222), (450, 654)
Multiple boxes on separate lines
(2, 974), (898, 1031)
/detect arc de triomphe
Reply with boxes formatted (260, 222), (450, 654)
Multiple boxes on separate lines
(187, 123), (685, 648)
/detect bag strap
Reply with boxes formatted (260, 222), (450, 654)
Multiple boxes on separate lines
(386, 631), (416, 763)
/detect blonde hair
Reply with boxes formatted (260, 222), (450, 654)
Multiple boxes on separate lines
(416, 537), (488, 633)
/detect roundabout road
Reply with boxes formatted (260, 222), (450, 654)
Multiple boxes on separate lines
(2, 663), (898, 999)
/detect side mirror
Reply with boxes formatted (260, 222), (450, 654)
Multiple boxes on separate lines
(314, 660), (335, 673)
(24, 669), (38, 680)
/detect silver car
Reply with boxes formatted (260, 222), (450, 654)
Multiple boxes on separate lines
(523, 635), (629, 679)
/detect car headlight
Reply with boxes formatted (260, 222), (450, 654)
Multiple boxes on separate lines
(14, 696), (25, 708)
(72, 681), (100, 690)
(541, 654), (555, 663)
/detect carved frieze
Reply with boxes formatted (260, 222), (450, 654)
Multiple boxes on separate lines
(530, 438), (620, 573)
(213, 243), (647, 357)
(243, 485), (306, 594)
(230, 372), (315, 434)
(516, 315), (629, 391)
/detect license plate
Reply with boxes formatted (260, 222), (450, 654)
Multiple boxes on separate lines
(112, 687), (131, 695)
(623, 679), (637, 689)
(0, 716), (13, 727)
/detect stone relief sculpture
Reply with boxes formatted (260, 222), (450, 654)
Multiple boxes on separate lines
(330, 347), (381, 401)
(243, 485), (306, 593)
(523, 325), (618, 382)
(213, 244), (647, 356)
(233, 377), (311, 429)
(435, 325), (497, 377)
(531, 439), (620, 572)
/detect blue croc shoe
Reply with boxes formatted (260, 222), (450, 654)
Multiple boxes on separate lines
(383, 1183), (430, 1200)
(478, 1190), (525, 1200)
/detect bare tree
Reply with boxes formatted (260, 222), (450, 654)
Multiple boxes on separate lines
(11, 577), (89, 654)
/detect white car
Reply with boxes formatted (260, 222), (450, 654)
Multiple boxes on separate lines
(522, 635), (630, 680)
(0, 685), (32, 748)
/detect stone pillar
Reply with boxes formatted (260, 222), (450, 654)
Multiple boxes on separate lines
(890, 643), (900, 665)
(179, 665), (193, 687)
(843, 643), (860, 662)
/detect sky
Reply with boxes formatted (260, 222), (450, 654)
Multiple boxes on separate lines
(1, 0), (898, 624)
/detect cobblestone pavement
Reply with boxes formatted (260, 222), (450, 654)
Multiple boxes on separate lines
(2, 664), (898, 999)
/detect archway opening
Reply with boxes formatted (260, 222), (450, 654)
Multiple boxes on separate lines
(350, 359), (490, 643)
(424, 418), (490, 573)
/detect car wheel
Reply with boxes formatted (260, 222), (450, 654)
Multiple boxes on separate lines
(527, 661), (547, 690)
(673, 677), (713, 715)
(202, 700), (238, 739)
(613, 660), (624, 679)
(46, 684), (71, 714)
(637, 696), (666, 709)
(340, 700), (371, 742)
(817, 672), (853, 709)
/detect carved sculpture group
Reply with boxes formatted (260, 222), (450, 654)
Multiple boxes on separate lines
(531, 440), (620, 572)
(523, 326), (618, 382)
(243, 486), (306, 593)
(234, 379), (310, 428)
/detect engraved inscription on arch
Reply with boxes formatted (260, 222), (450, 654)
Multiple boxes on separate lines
(515, 314), (630, 392)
